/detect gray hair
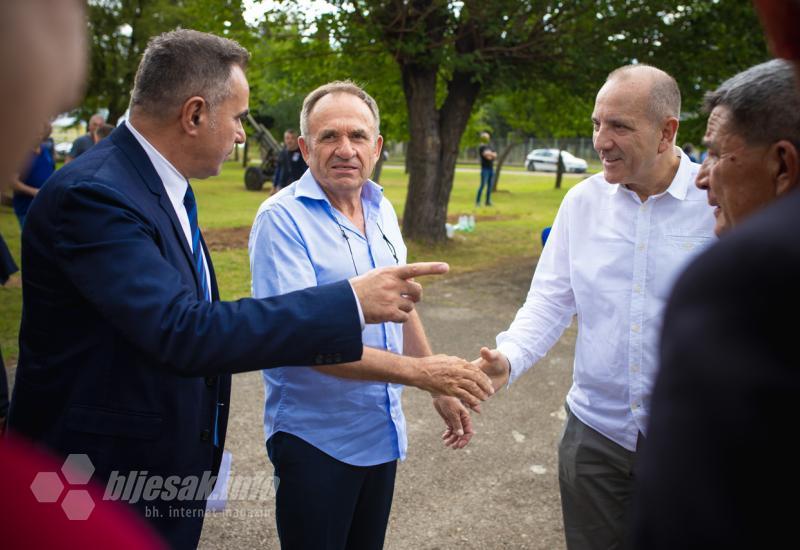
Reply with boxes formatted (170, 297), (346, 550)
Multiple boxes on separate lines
(703, 59), (800, 148)
(607, 64), (682, 123)
(129, 29), (249, 118)
(300, 80), (380, 140)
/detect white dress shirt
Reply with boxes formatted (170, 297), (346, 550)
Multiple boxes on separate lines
(125, 120), (211, 293)
(497, 148), (715, 451)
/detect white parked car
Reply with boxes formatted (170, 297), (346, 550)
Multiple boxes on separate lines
(525, 148), (588, 173)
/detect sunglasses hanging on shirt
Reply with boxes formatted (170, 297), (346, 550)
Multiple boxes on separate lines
(329, 213), (398, 277)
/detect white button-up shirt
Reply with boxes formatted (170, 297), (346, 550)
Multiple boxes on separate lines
(125, 120), (211, 288)
(497, 148), (715, 451)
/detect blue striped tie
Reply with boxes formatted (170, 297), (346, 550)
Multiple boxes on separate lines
(183, 184), (211, 302)
(184, 184), (221, 446)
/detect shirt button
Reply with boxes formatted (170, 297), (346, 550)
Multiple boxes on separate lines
(633, 284), (642, 294)
(631, 323), (640, 333)
(205, 376), (216, 387)
(637, 243), (646, 252)
(632, 402), (640, 410)
(200, 429), (211, 441)
(631, 363), (640, 373)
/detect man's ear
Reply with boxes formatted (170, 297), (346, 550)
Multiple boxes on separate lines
(771, 140), (800, 196)
(180, 96), (206, 136)
(298, 135), (310, 162)
(659, 117), (679, 153)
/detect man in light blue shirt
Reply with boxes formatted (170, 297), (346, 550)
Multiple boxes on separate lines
(249, 81), (492, 550)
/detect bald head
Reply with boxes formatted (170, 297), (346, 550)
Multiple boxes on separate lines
(89, 114), (106, 134)
(605, 64), (681, 125)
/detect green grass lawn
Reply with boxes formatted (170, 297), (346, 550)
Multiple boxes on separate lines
(0, 161), (583, 363)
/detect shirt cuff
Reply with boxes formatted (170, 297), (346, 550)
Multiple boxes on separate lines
(496, 342), (528, 388)
(349, 281), (366, 330)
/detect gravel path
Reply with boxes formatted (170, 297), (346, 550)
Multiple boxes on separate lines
(200, 258), (576, 550)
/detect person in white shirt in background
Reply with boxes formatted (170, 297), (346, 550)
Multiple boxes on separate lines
(444, 64), (716, 550)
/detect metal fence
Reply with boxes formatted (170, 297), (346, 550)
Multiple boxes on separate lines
(386, 137), (598, 167)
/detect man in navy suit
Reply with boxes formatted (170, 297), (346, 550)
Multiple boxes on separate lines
(7, 29), (490, 549)
(632, 3), (800, 547)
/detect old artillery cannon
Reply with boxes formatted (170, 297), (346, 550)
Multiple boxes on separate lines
(243, 113), (282, 191)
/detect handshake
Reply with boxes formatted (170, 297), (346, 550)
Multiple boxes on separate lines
(345, 261), (510, 449)
(425, 347), (511, 450)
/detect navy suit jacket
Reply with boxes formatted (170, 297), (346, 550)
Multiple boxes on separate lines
(8, 125), (362, 548)
(632, 188), (800, 549)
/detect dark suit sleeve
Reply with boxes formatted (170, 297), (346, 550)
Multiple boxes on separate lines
(632, 229), (800, 548)
(51, 180), (362, 376)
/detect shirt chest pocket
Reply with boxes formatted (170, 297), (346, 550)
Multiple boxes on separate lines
(652, 234), (712, 299)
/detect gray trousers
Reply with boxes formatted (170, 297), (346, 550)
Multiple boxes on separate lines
(558, 407), (642, 550)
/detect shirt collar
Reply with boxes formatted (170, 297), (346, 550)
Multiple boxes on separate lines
(663, 146), (694, 200)
(607, 146), (693, 200)
(294, 169), (384, 209)
(125, 119), (188, 203)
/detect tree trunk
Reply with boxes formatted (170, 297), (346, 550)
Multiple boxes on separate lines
(493, 139), (523, 191)
(401, 67), (481, 243)
(372, 149), (387, 183)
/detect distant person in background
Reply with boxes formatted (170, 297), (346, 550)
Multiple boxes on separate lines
(41, 124), (55, 162)
(11, 121), (55, 227)
(65, 112), (105, 162)
(272, 128), (307, 194)
(475, 131), (496, 206)
(95, 123), (115, 141)
(681, 142), (698, 162)
(0, 179), (18, 437)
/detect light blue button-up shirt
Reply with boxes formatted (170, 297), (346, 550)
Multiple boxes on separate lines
(249, 170), (408, 466)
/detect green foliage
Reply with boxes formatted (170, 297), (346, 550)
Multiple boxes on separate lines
(594, 0), (770, 145)
(458, 0), (769, 144)
(245, 12), (408, 142)
(84, 0), (251, 122)
(486, 85), (594, 139)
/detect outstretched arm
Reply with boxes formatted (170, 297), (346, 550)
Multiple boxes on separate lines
(315, 346), (493, 408)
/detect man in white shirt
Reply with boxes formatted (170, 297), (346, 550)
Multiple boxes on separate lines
(459, 65), (716, 549)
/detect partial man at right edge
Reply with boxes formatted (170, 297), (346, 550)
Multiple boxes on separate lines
(632, 8), (800, 545)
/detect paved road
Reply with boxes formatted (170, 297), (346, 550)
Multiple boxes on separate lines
(199, 258), (576, 550)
